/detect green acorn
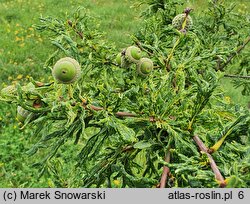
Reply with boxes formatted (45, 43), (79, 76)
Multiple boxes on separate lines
(172, 14), (193, 31)
(125, 46), (142, 63)
(16, 106), (32, 123)
(0, 85), (17, 102)
(115, 53), (122, 65)
(137, 58), (153, 77)
(52, 57), (81, 84)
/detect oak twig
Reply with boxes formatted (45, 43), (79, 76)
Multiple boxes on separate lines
(115, 111), (137, 117)
(67, 20), (84, 39)
(89, 105), (104, 111)
(224, 74), (250, 80)
(159, 151), (171, 188)
(219, 36), (250, 71)
(82, 101), (158, 121)
(193, 135), (226, 188)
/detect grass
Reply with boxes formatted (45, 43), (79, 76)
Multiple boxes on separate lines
(220, 78), (250, 107)
(0, 0), (249, 187)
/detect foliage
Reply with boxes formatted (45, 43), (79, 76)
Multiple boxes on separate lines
(0, 1), (249, 187)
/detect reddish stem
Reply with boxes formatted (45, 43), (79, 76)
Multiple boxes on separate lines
(115, 111), (137, 117)
(67, 19), (84, 39)
(193, 135), (226, 187)
(159, 151), (171, 188)
(84, 102), (157, 121)
(89, 105), (104, 111)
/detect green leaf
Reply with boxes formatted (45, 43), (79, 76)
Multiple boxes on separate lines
(133, 140), (152, 149)
(116, 123), (137, 143)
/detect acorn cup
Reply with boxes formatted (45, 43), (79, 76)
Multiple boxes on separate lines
(172, 14), (193, 31)
(52, 57), (81, 84)
(125, 46), (142, 63)
(16, 106), (33, 123)
(121, 55), (131, 68)
(137, 58), (153, 77)
(0, 85), (17, 102)
(115, 49), (132, 68)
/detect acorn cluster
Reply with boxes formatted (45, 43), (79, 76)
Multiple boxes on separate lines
(1, 9), (192, 124)
(1, 11), (198, 123)
(115, 46), (154, 77)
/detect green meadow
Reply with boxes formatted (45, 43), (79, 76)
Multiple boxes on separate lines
(0, 0), (249, 187)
